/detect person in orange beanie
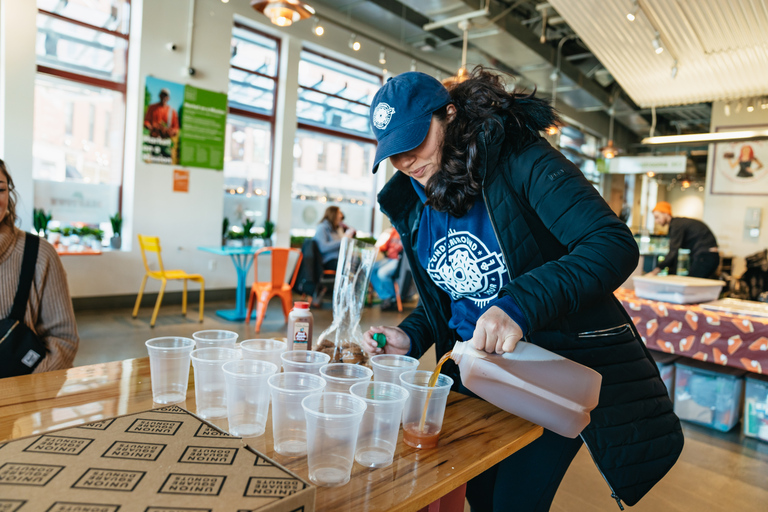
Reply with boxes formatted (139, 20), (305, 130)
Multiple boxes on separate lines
(649, 201), (720, 278)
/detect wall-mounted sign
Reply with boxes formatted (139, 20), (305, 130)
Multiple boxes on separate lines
(173, 170), (190, 193)
(142, 76), (227, 170)
(608, 155), (687, 174)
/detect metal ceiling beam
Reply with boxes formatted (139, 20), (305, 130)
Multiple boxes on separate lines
(363, 0), (459, 42)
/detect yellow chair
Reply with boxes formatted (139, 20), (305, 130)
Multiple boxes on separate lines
(132, 234), (205, 327)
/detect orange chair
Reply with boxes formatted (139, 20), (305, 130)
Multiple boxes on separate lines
(246, 247), (303, 333)
(132, 234), (205, 327)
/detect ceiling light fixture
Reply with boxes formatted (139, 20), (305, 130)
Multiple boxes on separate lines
(724, 102), (731, 116)
(652, 33), (663, 54)
(627, 0), (638, 21)
(312, 17), (324, 36)
(670, 60), (678, 79)
(410, 59), (417, 72)
(600, 104), (620, 159)
(251, 0), (315, 27)
(642, 129), (768, 145)
(747, 99), (755, 113)
(761, 97), (768, 110)
(378, 47), (386, 65)
(349, 33), (360, 51)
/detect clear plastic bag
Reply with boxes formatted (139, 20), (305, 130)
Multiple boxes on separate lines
(316, 237), (377, 364)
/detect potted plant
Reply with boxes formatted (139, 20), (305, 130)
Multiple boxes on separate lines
(33, 209), (52, 237)
(222, 217), (230, 246)
(226, 228), (245, 247)
(110, 212), (123, 249)
(261, 220), (275, 247)
(60, 227), (73, 246)
(242, 217), (256, 245)
(48, 226), (61, 246)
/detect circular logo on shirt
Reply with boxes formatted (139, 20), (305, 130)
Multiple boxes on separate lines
(372, 102), (396, 130)
(427, 229), (505, 308)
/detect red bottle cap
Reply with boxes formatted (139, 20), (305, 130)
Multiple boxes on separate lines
(294, 301), (310, 309)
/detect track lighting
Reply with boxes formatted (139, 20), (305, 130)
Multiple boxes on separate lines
(349, 33), (360, 51)
(652, 33), (663, 54)
(724, 102), (731, 116)
(761, 97), (768, 110)
(670, 60), (678, 79)
(312, 17), (324, 36)
(627, 0), (637, 21)
(378, 47), (386, 65)
(410, 59), (417, 72)
(747, 99), (755, 113)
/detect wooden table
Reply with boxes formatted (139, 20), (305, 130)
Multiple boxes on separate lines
(0, 357), (542, 512)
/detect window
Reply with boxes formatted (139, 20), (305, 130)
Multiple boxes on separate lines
(559, 125), (602, 191)
(223, 24), (279, 231)
(32, 0), (130, 234)
(291, 51), (380, 237)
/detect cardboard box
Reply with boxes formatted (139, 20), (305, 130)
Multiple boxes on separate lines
(743, 373), (768, 442)
(0, 405), (315, 511)
(674, 359), (745, 432)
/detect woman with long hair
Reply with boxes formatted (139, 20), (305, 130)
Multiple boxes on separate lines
(361, 68), (683, 511)
(0, 159), (79, 374)
(312, 205), (353, 270)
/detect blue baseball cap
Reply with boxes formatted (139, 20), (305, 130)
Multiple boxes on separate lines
(369, 72), (451, 173)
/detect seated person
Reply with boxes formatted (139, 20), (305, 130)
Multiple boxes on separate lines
(371, 227), (403, 311)
(0, 159), (79, 375)
(313, 206), (353, 271)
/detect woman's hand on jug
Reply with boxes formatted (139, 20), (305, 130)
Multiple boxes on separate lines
(471, 306), (524, 354)
(363, 326), (411, 355)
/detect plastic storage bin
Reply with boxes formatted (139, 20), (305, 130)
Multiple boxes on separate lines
(673, 359), (745, 432)
(651, 350), (678, 399)
(633, 275), (725, 304)
(743, 373), (768, 442)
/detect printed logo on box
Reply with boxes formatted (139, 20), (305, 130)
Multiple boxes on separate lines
(78, 419), (115, 431)
(126, 419), (182, 436)
(46, 502), (121, 512)
(178, 446), (237, 465)
(153, 405), (188, 414)
(243, 477), (302, 498)
(144, 508), (211, 512)
(252, 455), (276, 466)
(0, 463), (64, 486)
(24, 435), (94, 456)
(102, 441), (166, 461)
(193, 424), (233, 438)
(0, 499), (26, 512)
(72, 468), (145, 492)
(158, 474), (226, 496)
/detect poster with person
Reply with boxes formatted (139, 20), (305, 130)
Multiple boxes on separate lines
(142, 77), (228, 170)
(711, 125), (768, 195)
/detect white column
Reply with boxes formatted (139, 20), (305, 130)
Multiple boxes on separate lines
(270, 35), (301, 247)
(0, 0), (37, 228)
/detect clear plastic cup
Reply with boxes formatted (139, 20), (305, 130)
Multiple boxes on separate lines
(190, 347), (241, 419)
(281, 350), (331, 375)
(302, 392), (367, 487)
(267, 372), (327, 456)
(350, 381), (409, 468)
(240, 339), (287, 370)
(399, 370), (454, 449)
(192, 330), (239, 349)
(145, 337), (195, 404)
(319, 363), (373, 394)
(222, 359), (278, 438)
(370, 354), (419, 385)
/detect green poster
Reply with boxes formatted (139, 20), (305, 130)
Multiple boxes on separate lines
(179, 85), (228, 170)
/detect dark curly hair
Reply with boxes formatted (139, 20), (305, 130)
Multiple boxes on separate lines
(425, 66), (559, 217)
(0, 158), (18, 228)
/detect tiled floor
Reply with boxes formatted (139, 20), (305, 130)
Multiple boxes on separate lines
(73, 296), (768, 511)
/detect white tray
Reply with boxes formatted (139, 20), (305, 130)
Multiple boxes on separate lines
(633, 275), (725, 304)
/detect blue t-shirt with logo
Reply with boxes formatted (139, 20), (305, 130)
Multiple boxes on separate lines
(411, 178), (528, 342)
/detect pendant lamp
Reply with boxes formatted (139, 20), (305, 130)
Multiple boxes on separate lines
(251, 0), (315, 27)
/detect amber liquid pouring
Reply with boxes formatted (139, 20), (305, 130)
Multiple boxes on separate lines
(417, 351), (453, 434)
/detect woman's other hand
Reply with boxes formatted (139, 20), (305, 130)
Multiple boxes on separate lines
(471, 306), (524, 354)
(362, 326), (411, 355)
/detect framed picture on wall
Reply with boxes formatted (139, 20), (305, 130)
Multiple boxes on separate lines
(710, 125), (768, 195)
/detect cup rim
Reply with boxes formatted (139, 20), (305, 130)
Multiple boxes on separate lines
(320, 363), (373, 382)
(349, 381), (409, 403)
(145, 337), (195, 350)
(267, 372), (327, 393)
(301, 392), (367, 418)
(190, 347), (241, 362)
(222, 359), (278, 377)
(280, 350), (331, 365)
(240, 339), (287, 352)
(398, 370), (454, 390)
(369, 354), (419, 368)
(192, 329), (239, 342)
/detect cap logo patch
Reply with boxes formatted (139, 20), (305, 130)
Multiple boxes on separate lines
(372, 102), (396, 129)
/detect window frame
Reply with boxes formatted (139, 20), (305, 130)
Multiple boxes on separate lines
(35, 2), (131, 214)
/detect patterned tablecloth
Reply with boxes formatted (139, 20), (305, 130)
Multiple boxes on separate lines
(616, 288), (768, 374)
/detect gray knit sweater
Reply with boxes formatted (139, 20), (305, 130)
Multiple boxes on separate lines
(0, 224), (79, 373)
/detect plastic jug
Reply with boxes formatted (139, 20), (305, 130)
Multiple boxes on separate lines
(450, 341), (602, 438)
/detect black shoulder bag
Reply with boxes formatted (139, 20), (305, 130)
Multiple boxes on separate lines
(0, 233), (48, 377)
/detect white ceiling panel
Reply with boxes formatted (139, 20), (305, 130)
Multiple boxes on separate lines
(548, 0), (768, 107)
